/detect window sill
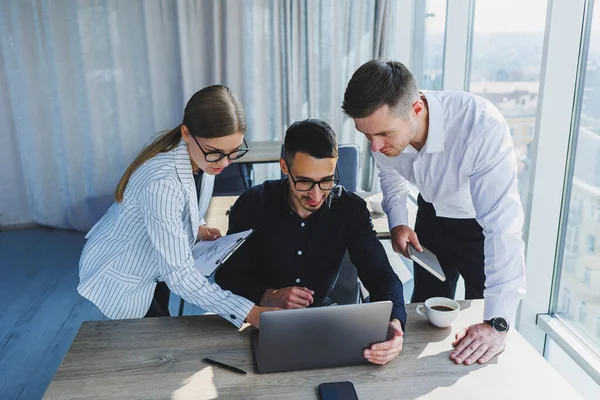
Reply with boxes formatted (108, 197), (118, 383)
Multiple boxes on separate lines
(536, 313), (600, 384)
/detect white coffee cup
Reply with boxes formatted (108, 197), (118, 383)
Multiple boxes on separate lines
(416, 297), (460, 328)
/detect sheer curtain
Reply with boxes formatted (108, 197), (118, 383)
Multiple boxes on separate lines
(0, 0), (397, 230)
(0, 1), (183, 230)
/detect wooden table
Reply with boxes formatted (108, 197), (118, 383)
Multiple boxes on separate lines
(205, 194), (391, 239)
(204, 196), (238, 235)
(234, 140), (282, 164)
(44, 300), (580, 400)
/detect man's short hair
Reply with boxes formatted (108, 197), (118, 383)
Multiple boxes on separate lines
(284, 119), (338, 164)
(342, 59), (419, 119)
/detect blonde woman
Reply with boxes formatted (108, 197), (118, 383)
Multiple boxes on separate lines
(78, 85), (273, 327)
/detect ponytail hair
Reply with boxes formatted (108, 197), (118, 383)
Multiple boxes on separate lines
(114, 126), (182, 202)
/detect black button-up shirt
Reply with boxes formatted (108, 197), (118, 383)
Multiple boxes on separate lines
(215, 178), (406, 325)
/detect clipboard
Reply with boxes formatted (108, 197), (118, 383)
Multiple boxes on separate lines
(192, 229), (254, 277)
(215, 232), (253, 265)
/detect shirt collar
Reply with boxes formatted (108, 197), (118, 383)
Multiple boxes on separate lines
(174, 140), (193, 186)
(421, 91), (445, 154)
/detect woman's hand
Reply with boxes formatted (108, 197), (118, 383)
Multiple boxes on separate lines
(245, 305), (281, 328)
(198, 225), (222, 241)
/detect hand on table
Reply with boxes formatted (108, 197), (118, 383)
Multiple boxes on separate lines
(450, 323), (507, 365)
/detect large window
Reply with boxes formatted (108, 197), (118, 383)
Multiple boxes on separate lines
(412, 1), (447, 90)
(467, 0), (548, 218)
(553, 1), (600, 355)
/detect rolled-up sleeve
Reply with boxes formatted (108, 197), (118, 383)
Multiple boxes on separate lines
(465, 123), (526, 326)
(139, 180), (254, 327)
(373, 152), (411, 230)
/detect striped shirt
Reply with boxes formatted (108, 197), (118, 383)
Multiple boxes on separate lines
(78, 140), (254, 327)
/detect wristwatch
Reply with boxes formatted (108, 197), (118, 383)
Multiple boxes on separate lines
(484, 317), (510, 333)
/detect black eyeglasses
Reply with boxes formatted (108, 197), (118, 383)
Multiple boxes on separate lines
(286, 162), (340, 192)
(191, 135), (250, 162)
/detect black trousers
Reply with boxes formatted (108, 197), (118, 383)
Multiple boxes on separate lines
(144, 282), (171, 318)
(411, 195), (486, 302)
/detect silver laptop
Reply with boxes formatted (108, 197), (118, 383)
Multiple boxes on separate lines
(251, 301), (393, 373)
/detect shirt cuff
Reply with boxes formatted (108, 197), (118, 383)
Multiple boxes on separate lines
(483, 295), (522, 327)
(386, 207), (409, 231)
(391, 308), (407, 331)
(220, 297), (255, 328)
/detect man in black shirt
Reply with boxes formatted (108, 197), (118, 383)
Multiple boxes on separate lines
(215, 119), (406, 365)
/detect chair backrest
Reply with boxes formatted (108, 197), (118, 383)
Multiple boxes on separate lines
(337, 144), (360, 192)
(213, 164), (252, 196)
(326, 250), (361, 305)
(280, 143), (361, 192)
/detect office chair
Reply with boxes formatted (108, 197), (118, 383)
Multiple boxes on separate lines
(213, 163), (253, 196)
(325, 250), (364, 305)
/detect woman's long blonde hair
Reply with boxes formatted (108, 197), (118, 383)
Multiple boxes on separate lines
(114, 85), (247, 202)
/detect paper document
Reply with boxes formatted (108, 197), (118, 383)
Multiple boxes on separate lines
(192, 229), (253, 276)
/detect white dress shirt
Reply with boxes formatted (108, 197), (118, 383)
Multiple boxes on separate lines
(78, 140), (254, 327)
(374, 90), (526, 325)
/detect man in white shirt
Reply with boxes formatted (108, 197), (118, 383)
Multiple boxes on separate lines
(342, 59), (526, 365)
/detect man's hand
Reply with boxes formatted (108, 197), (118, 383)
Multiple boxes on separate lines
(364, 319), (404, 365)
(244, 305), (280, 328)
(390, 225), (422, 258)
(260, 287), (314, 309)
(198, 225), (222, 241)
(450, 323), (507, 365)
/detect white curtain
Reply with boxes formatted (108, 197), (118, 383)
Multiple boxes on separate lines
(0, 0), (184, 230)
(0, 0), (398, 230)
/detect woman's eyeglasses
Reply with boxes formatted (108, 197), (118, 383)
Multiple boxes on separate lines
(191, 135), (250, 162)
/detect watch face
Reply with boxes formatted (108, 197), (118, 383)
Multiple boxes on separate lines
(492, 318), (509, 332)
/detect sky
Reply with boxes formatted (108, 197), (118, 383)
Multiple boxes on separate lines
(426, 0), (549, 34)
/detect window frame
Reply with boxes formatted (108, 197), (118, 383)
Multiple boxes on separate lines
(518, 0), (600, 385)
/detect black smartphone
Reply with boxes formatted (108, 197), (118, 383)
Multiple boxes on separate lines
(318, 381), (359, 400)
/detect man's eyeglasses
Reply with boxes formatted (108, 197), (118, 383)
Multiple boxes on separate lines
(286, 162), (340, 192)
(191, 135), (249, 162)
